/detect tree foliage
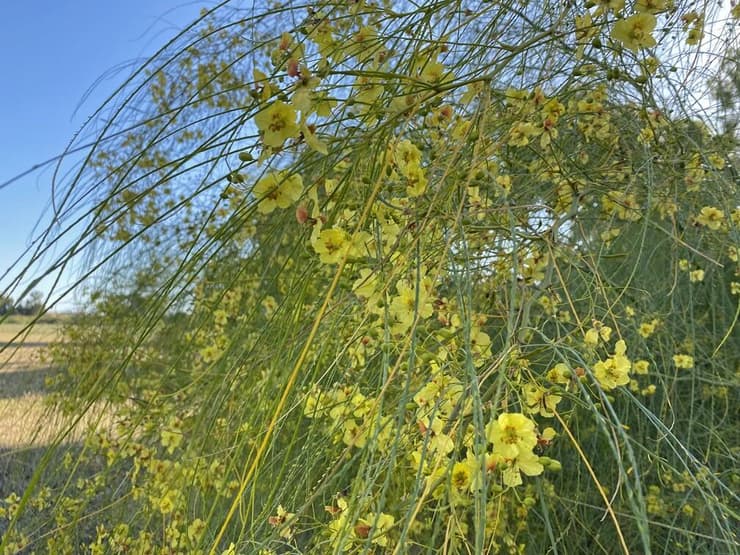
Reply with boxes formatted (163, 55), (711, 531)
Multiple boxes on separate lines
(2, 1), (739, 554)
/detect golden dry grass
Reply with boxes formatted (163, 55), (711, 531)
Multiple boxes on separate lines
(0, 317), (86, 449)
(0, 316), (120, 497)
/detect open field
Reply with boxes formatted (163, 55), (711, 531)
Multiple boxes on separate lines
(0, 316), (97, 497)
(0, 317), (64, 447)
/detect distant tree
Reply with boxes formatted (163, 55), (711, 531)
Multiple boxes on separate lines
(0, 294), (14, 316)
(15, 290), (44, 316)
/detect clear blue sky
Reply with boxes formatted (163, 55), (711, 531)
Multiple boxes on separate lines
(0, 1), (207, 310)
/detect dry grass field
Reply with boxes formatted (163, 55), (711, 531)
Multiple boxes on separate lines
(0, 317), (63, 448)
(0, 315), (91, 497)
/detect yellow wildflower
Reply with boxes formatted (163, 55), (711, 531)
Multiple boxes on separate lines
(634, 360), (650, 375)
(642, 384), (657, 396)
(268, 505), (296, 539)
(639, 319), (659, 338)
(405, 165), (428, 197)
(636, 0), (666, 13)
(502, 449), (544, 487)
(451, 460), (472, 491)
(523, 383), (561, 417)
(301, 123), (328, 155)
(160, 416), (183, 454)
(187, 519), (206, 543)
(585, 321), (611, 345)
(689, 269), (704, 283)
(611, 13), (657, 52)
(595, 0), (625, 14)
(682, 11), (704, 45)
(546, 363), (571, 384)
(695, 206), (724, 230)
(253, 171), (302, 214)
(583, 328), (599, 347)
(390, 278), (434, 333)
(158, 490), (177, 514)
(673, 354), (694, 369)
(707, 153), (725, 170)
(356, 512), (395, 547)
(312, 228), (351, 264)
(394, 140), (421, 170)
(507, 121), (539, 146)
(486, 412), (538, 459)
(254, 100), (299, 148)
(593, 339), (631, 390)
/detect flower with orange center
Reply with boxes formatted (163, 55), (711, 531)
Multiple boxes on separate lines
(253, 171), (302, 214)
(486, 412), (538, 459)
(695, 206), (724, 230)
(611, 13), (657, 52)
(254, 100), (299, 148)
(312, 228), (351, 264)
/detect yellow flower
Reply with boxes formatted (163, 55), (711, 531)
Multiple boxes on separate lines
(635, 0), (666, 13)
(390, 278), (434, 333)
(470, 325), (492, 361)
(639, 319), (659, 338)
(405, 166), (428, 197)
(502, 449), (544, 487)
(507, 121), (539, 146)
(695, 206), (724, 230)
(394, 139), (422, 173)
(683, 11), (704, 45)
(158, 490), (177, 514)
(187, 519), (206, 542)
(611, 13), (657, 52)
(496, 174), (512, 194)
(673, 354), (694, 369)
(451, 460), (472, 491)
(301, 123), (328, 155)
(634, 360), (650, 375)
(268, 505), (296, 539)
(707, 153), (725, 170)
(593, 339), (631, 390)
(642, 384), (657, 396)
(546, 363), (571, 384)
(595, 0), (625, 13)
(522, 383), (561, 417)
(356, 512), (395, 547)
(160, 415), (183, 454)
(486, 412), (538, 459)
(585, 327), (600, 346)
(689, 269), (704, 283)
(254, 100), (299, 148)
(312, 228), (351, 264)
(585, 321), (611, 345)
(253, 171), (302, 214)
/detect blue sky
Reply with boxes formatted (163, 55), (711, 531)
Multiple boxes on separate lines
(0, 1), (207, 310)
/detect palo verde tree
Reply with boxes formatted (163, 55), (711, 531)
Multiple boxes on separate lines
(1, 1), (738, 554)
